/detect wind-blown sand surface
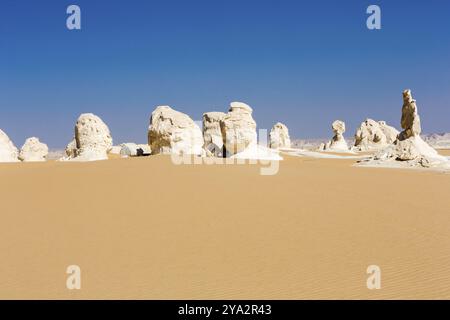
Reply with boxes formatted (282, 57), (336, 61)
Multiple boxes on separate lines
(0, 152), (450, 299)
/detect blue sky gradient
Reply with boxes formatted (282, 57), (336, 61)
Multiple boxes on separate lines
(1, 0), (450, 147)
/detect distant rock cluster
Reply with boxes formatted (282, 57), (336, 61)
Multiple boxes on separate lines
(1, 100), (290, 163)
(422, 133), (450, 149)
(0, 129), (48, 163)
(360, 89), (448, 168)
(1, 89), (447, 170)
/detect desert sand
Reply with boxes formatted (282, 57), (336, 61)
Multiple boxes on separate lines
(0, 152), (450, 300)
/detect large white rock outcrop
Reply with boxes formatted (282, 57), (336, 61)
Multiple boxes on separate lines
(148, 106), (203, 155)
(269, 122), (291, 149)
(319, 120), (349, 151)
(220, 102), (257, 156)
(19, 137), (48, 162)
(359, 90), (447, 168)
(0, 129), (19, 162)
(203, 112), (226, 157)
(353, 119), (399, 151)
(61, 113), (113, 161)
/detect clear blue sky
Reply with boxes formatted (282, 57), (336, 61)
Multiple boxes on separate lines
(1, 0), (449, 148)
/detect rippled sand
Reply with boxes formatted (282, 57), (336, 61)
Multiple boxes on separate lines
(0, 151), (449, 299)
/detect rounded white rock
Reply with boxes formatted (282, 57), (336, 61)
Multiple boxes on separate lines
(19, 137), (48, 162)
(0, 129), (19, 162)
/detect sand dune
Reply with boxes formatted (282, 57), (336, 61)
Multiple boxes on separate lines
(0, 152), (450, 299)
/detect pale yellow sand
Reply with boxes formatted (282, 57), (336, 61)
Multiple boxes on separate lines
(0, 152), (449, 299)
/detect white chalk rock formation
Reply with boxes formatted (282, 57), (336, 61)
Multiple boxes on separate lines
(392, 90), (444, 164)
(269, 122), (291, 149)
(64, 138), (77, 159)
(378, 121), (399, 144)
(399, 89), (422, 140)
(120, 143), (151, 157)
(360, 90), (447, 168)
(354, 119), (386, 151)
(0, 129), (19, 162)
(220, 102), (257, 156)
(353, 119), (399, 151)
(320, 120), (349, 151)
(19, 137), (48, 162)
(61, 113), (113, 161)
(203, 112), (226, 157)
(148, 106), (203, 155)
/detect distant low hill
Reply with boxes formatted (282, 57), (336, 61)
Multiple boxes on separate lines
(421, 133), (450, 149)
(291, 133), (450, 150)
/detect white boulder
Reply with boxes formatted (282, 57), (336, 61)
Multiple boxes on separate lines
(203, 112), (226, 157)
(378, 121), (399, 144)
(148, 106), (203, 155)
(19, 137), (48, 162)
(353, 119), (399, 151)
(269, 122), (291, 149)
(120, 143), (151, 157)
(220, 102), (257, 156)
(61, 113), (113, 161)
(0, 129), (19, 162)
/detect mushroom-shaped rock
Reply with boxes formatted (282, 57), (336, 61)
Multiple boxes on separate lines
(61, 113), (113, 161)
(220, 102), (257, 156)
(320, 120), (349, 151)
(269, 122), (291, 149)
(19, 137), (48, 162)
(148, 106), (203, 155)
(203, 112), (226, 157)
(0, 129), (19, 162)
